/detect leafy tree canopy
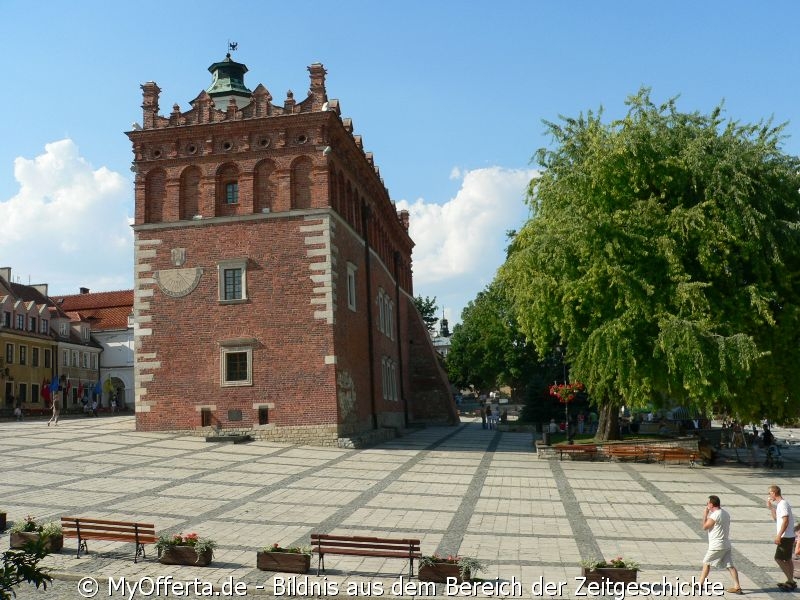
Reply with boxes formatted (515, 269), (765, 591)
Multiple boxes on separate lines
(500, 89), (800, 433)
(446, 280), (539, 396)
(413, 295), (439, 333)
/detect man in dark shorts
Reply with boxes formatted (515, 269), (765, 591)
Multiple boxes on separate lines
(767, 485), (796, 590)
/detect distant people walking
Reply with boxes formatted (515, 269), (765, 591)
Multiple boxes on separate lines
(548, 419), (559, 434)
(481, 404), (487, 429)
(699, 495), (742, 594)
(767, 485), (796, 590)
(91, 399), (98, 417)
(48, 398), (60, 426)
(14, 404), (22, 421)
(111, 398), (118, 413)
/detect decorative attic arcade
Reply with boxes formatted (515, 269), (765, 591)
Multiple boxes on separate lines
(137, 55), (338, 129)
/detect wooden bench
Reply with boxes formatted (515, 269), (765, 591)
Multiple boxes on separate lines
(61, 517), (157, 562)
(310, 533), (421, 577)
(557, 444), (599, 461)
(603, 445), (653, 462)
(655, 448), (697, 467)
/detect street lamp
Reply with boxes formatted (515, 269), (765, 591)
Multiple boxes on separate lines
(555, 345), (573, 444)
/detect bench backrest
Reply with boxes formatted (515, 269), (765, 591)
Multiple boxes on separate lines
(61, 517), (157, 541)
(311, 533), (420, 555)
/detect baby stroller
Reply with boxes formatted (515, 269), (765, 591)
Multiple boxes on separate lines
(765, 444), (784, 468)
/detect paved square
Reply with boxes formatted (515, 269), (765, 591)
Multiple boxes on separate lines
(1, 415), (797, 598)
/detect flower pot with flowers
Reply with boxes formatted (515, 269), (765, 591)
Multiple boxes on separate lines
(9, 516), (63, 553)
(419, 554), (486, 583)
(156, 533), (216, 566)
(580, 557), (639, 583)
(256, 543), (312, 573)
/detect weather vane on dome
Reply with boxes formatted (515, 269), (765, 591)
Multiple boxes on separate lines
(228, 41), (238, 53)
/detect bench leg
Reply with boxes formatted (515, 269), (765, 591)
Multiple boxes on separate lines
(77, 538), (87, 559)
(135, 542), (145, 563)
(317, 553), (325, 575)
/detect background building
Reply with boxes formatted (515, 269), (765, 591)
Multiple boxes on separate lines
(1, 267), (101, 415)
(54, 289), (134, 410)
(127, 53), (456, 445)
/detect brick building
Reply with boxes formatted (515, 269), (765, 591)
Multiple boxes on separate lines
(128, 53), (456, 445)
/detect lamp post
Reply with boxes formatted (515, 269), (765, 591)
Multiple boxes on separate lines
(555, 345), (573, 444)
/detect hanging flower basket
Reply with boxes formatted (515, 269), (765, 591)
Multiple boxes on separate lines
(550, 381), (585, 404)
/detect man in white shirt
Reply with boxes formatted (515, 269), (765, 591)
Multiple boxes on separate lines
(700, 495), (742, 594)
(768, 485), (796, 590)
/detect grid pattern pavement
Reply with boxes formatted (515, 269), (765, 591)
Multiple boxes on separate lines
(1, 415), (798, 599)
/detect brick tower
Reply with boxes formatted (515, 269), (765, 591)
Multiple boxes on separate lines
(127, 53), (457, 445)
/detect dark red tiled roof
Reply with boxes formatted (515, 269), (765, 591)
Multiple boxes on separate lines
(54, 290), (133, 331)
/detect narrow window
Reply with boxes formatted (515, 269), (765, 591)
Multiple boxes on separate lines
(32, 347), (39, 367)
(225, 182), (239, 204)
(258, 407), (269, 425)
(347, 263), (357, 311)
(201, 408), (212, 427)
(19, 346), (27, 366)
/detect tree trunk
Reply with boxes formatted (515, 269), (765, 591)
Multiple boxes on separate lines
(596, 402), (621, 441)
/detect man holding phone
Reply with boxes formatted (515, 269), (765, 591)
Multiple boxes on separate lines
(700, 495), (742, 594)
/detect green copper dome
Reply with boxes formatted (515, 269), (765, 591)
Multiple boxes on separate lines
(206, 53), (252, 105)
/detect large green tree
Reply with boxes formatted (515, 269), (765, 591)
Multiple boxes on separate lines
(446, 280), (539, 398)
(501, 89), (800, 439)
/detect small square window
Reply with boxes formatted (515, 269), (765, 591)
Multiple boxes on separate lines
(221, 346), (252, 387)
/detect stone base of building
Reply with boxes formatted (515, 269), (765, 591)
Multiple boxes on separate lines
(148, 422), (414, 448)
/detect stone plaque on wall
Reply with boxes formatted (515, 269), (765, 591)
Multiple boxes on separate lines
(228, 409), (243, 422)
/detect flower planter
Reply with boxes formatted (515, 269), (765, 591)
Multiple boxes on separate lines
(582, 567), (637, 584)
(256, 551), (311, 573)
(158, 546), (213, 566)
(9, 532), (64, 553)
(419, 562), (469, 583)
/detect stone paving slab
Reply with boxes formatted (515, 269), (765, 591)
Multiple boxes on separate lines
(2, 415), (800, 599)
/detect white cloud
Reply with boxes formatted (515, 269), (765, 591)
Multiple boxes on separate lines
(396, 166), (538, 324)
(0, 139), (134, 294)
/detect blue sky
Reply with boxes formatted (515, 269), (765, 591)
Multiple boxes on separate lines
(1, 1), (799, 325)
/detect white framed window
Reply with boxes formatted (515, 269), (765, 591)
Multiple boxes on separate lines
(59, 322), (68, 336)
(41, 319), (49, 334)
(81, 352), (88, 368)
(5, 343), (13, 364)
(218, 259), (248, 302)
(381, 356), (398, 402)
(346, 262), (357, 311)
(16, 314), (24, 329)
(82, 326), (90, 341)
(19, 345), (27, 366)
(91, 354), (97, 369)
(376, 290), (394, 339)
(220, 346), (253, 387)
(62, 350), (68, 366)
